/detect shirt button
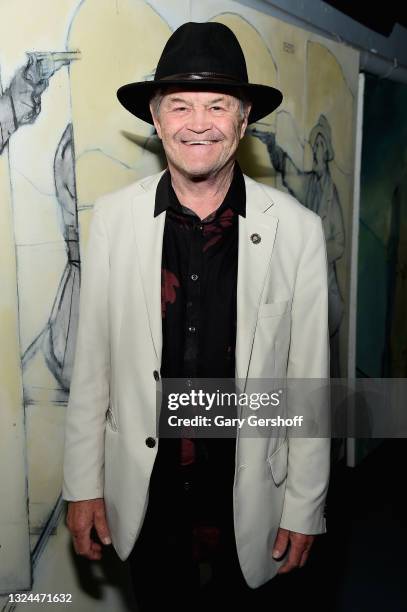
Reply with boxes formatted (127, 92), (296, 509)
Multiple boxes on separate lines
(187, 301), (193, 308)
(145, 437), (156, 448)
(153, 370), (160, 381)
(191, 273), (198, 281)
(186, 379), (193, 388)
(188, 326), (196, 333)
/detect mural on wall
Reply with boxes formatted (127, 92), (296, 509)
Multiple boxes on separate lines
(0, 0), (174, 561)
(251, 114), (345, 376)
(0, 0), (358, 589)
(0, 56), (47, 153)
(0, 54), (81, 404)
(357, 74), (407, 378)
(21, 121), (80, 400)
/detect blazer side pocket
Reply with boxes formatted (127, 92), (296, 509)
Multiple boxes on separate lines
(267, 439), (288, 486)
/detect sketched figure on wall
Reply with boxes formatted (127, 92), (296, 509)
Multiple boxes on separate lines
(0, 51), (80, 154)
(0, 54), (49, 153)
(250, 115), (345, 376)
(22, 123), (80, 398)
(0, 51), (81, 398)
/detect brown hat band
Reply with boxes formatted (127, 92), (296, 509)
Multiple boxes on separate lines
(158, 72), (243, 83)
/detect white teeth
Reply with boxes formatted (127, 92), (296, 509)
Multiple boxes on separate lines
(185, 141), (215, 145)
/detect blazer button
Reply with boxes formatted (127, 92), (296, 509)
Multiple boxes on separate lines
(153, 370), (160, 381)
(145, 437), (156, 448)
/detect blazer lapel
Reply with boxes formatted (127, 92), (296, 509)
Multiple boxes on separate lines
(131, 172), (166, 364)
(236, 178), (278, 381)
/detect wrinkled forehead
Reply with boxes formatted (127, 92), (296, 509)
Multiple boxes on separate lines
(158, 86), (242, 107)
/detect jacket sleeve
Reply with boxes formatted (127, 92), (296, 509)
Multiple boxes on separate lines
(62, 198), (110, 501)
(279, 214), (331, 534)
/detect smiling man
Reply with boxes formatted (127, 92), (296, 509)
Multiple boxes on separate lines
(62, 22), (330, 611)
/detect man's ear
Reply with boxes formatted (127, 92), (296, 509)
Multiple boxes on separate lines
(240, 102), (252, 139)
(149, 104), (162, 139)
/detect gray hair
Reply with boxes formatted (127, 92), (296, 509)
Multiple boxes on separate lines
(149, 87), (251, 121)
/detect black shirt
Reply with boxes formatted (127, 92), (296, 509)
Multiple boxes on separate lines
(156, 162), (246, 379)
(152, 162), (245, 526)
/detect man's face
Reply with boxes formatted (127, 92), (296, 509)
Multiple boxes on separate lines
(150, 89), (250, 179)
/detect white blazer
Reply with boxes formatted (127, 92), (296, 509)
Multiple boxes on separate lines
(62, 171), (330, 588)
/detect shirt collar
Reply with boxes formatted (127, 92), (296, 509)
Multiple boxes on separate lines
(154, 162), (246, 219)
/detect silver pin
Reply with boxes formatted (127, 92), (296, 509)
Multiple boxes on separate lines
(250, 233), (261, 244)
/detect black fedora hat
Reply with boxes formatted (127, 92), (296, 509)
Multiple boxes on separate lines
(117, 21), (283, 125)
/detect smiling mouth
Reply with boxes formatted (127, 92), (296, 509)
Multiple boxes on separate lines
(182, 140), (219, 145)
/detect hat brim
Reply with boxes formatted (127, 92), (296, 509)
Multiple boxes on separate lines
(116, 80), (283, 125)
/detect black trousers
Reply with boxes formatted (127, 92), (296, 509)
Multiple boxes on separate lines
(127, 438), (274, 612)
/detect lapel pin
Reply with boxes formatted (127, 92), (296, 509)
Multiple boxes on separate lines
(250, 233), (261, 244)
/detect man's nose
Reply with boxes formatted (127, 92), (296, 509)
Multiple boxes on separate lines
(186, 109), (212, 132)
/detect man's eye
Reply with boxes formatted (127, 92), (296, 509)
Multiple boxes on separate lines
(174, 106), (187, 112)
(211, 106), (223, 111)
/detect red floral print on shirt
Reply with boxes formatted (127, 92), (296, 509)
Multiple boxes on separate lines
(161, 269), (180, 318)
(202, 207), (234, 252)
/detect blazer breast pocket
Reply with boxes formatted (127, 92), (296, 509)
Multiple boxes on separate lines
(258, 299), (291, 319)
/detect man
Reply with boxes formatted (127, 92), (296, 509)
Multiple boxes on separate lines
(63, 22), (330, 610)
